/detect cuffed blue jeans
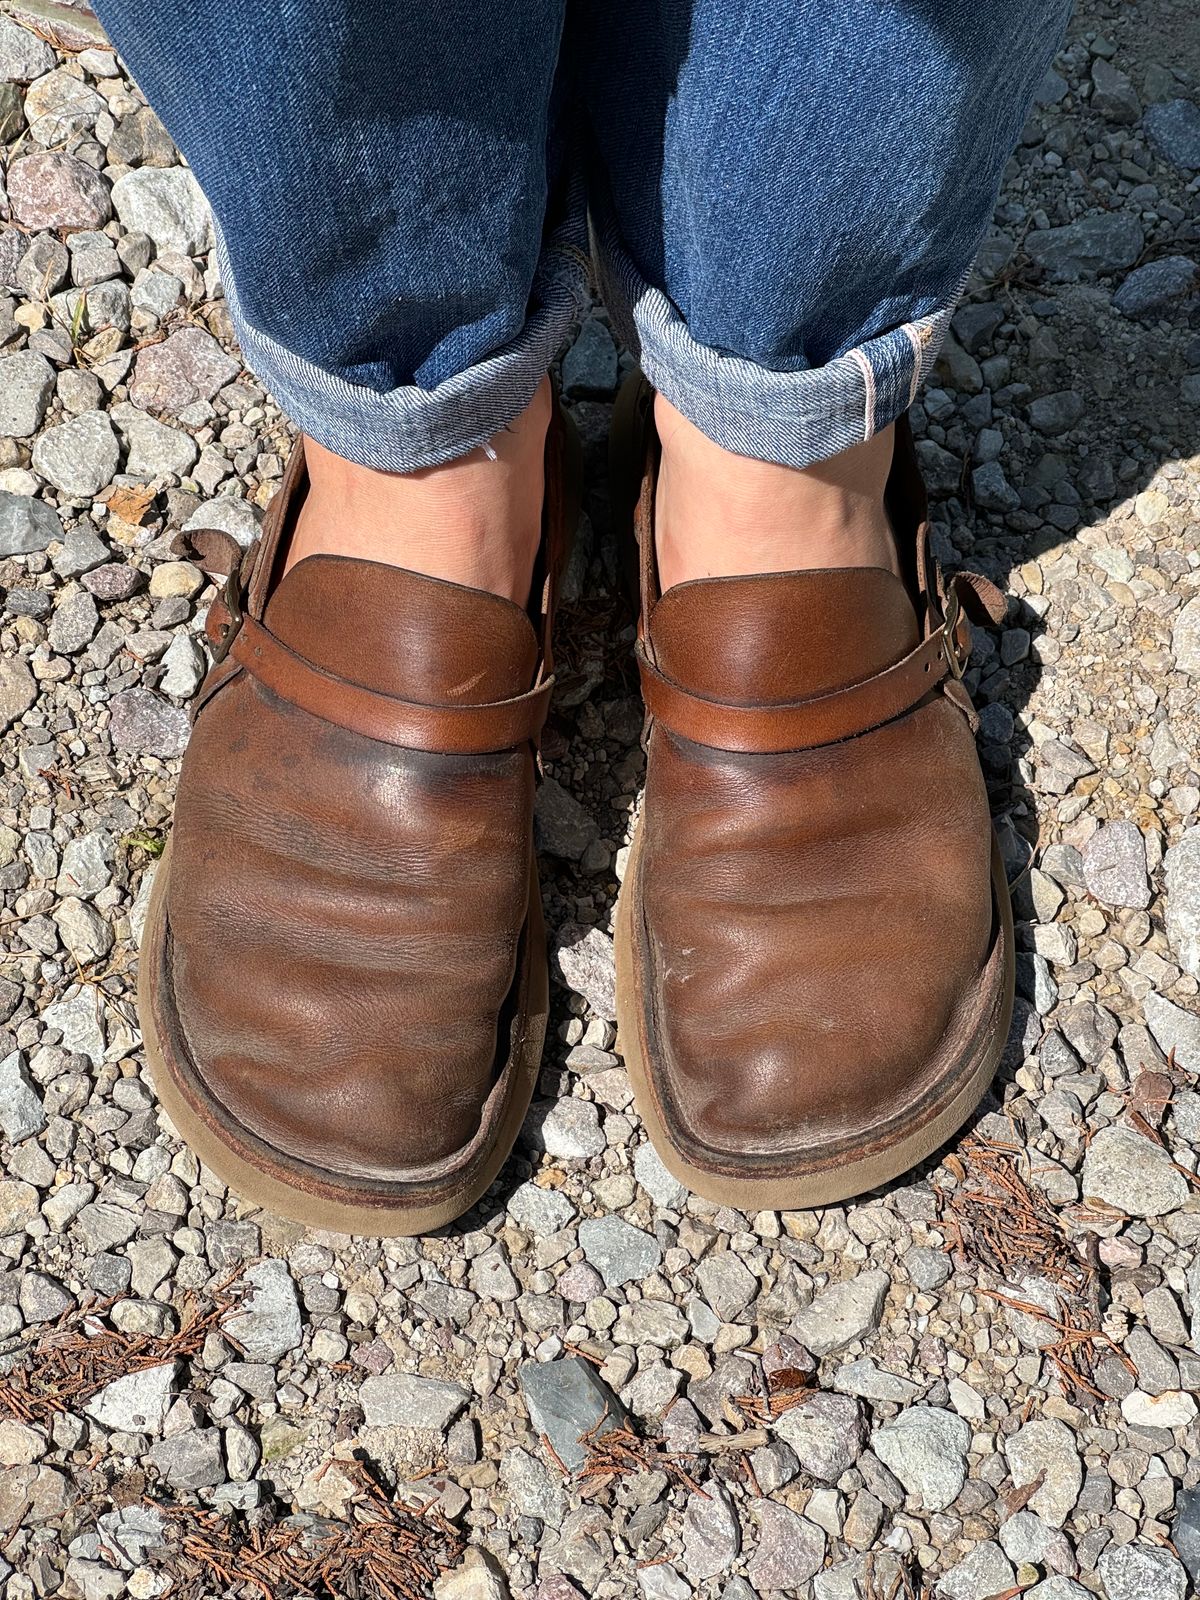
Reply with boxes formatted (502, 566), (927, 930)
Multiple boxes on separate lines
(96, 0), (1070, 473)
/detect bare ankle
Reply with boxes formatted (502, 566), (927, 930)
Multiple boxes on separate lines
(288, 377), (552, 605)
(653, 394), (898, 591)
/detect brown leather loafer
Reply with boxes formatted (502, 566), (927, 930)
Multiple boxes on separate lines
(138, 410), (577, 1234)
(612, 378), (1014, 1209)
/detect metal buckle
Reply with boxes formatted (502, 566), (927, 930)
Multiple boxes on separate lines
(940, 585), (970, 680)
(210, 568), (244, 664)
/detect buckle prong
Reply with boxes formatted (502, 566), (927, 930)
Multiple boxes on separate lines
(210, 568), (244, 664)
(941, 585), (969, 681)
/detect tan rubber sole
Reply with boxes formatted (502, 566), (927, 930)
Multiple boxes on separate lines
(138, 842), (548, 1236)
(615, 824), (1015, 1211)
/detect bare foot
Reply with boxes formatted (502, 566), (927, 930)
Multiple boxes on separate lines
(286, 377), (553, 605)
(653, 393), (899, 592)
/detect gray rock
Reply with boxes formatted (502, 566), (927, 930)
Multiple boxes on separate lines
(94, 1505), (168, 1568)
(1060, 998), (1118, 1063)
(904, 1245), (952, 1291)
(183, 493), (261, 547)
(563, 318), (618, 398)
(111, 166), (212, 255)
(0, 351), (55, 437)
(579, 1215), (661, 1288)
(469, 1244), (519, 1303)
(638, 1566), (689, 1600)
(774, 1392), (867, 1482)
(1091, 59), (1141, 123)
(0, 492), (62, 557)
(951, 301), (1004, 354)
(108, 688), (190, 757)
(148, 1428), (224, 1491)
(518, 1357), (628, 1471)
(435, 1554), (511, 1600)
(69, 229), (122, 289)
(77, 1200), (138, 1252)
(1098, 1542), (1187, 1600)
(58, 830), (115, 899)
(1143, 992), (1200, 1075)
(1165, 831), (1200, 979)
(108, 103), (175, 167)
(1171, 1484), (1200, 1584)
(24, 66), (105, 144)
(0, 15), (56, 80)
(915, 439), (962, 496)
(83, 1362), (177, 1435)
(130, 325), (239, 415)
(535, 778), (598, 861)
(553, 924), (617, 1019)
(1082, 1124), (1188, 1216)
(360, 1371), (470, 1430)
(50, 280), (131, 339)
(0, 1177), (39, 1234)
(1026, 1582), (1090, 1600)
(32, 413), (120, 498)
(20, 1270), (74, 1322)
(871, 1406), (970, 1512)
(972, 460), (1020, 511)
(7, 151), (111, 231)
(681, 1482), (740, 1582)
(52, 522), (110, 578)
(159, 631), (206, 698)
(1174, 596), (1200, 676)
(41, 984), (105, 1066)
(935, 1540), (1016, 1600)
(1035, 67), (1068, 106)
(507, 1180), (576, 1238)
(746, 1500), (825, 1591)
(633, 1141), (688, 1209)
(53, 897), (112, 964)
(0, 656), (36, 732)
(1025, 214), (1144, 281)
(223, 1421), (259, 1482)
(1144, 98), (1200, 171)
(1028, 390), (1085, 436)
(224, 1260), (302, 1360)
(0, 1052), (45, 1143)
(47, 585), (99, 654)
(530, 1096), (605, 1159)
(832, 1358), (920, 1404)
(501, 1446), (565, 1527)
(113, 403), (198, 478)
(696, 1251), (758, 1321)
(788, 1269), (890, 1356)
(1114, 256), (1199, 318)
(1004, 1417), (1082, 1528)
(1082, 820), (1150, 908)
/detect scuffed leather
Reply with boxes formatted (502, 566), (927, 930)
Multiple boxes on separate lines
(635, 429), (997, 1159)
(164, 497), (545, 1180)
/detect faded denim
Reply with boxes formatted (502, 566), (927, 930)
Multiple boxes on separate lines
(96, 0), (1071, 471)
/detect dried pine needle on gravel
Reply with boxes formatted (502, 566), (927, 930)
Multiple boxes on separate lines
(0, 1274), (243, 1425)
(937, 1134), (1133, 1403)
(145, 1468), (464, 1600)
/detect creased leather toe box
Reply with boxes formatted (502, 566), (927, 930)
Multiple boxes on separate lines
(164, 676), (533, 1181)
(637, 700), (997, 1161)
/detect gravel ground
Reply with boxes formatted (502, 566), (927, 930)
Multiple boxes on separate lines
(1, 2), (1200, 1597)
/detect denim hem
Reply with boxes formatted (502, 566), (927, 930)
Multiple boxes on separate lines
(214, 227), (593, 472)
(594, 217), (964, 471)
